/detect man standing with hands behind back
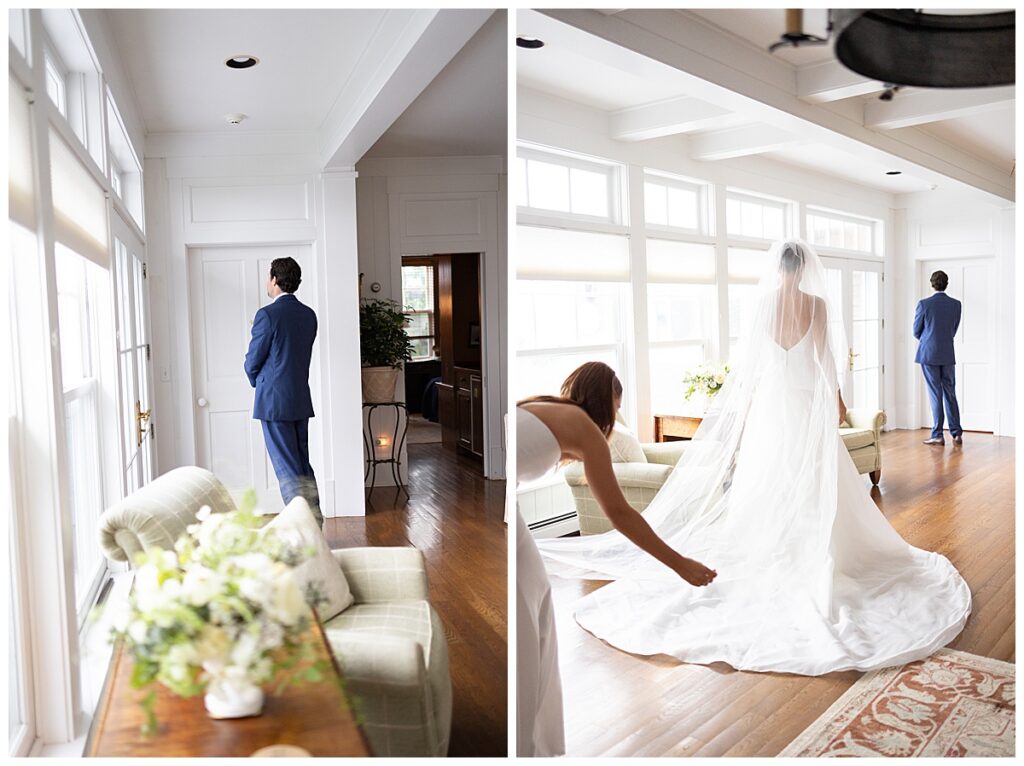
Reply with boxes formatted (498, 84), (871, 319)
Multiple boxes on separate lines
(914, 269), (963, 447)
(244, 256), (323, 526)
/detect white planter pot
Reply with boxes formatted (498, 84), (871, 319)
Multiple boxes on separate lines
(204, 675), (265, 720)
(361, 366), (400, 403)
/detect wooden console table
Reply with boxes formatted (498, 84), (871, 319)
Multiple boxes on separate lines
(654, 414), (704, 442)
(85, 617), (371, 757)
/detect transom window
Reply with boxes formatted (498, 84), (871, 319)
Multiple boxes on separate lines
(43, 46), (67, 117)
(806, 208), (878, 255)
(725, 190), (788, 241)
(517, 145), (622, 224)
(644, 172), (710, 234)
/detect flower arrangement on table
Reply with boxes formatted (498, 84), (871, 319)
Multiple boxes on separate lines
(101, 492), (330, 733)
(683, 361), (731, 401)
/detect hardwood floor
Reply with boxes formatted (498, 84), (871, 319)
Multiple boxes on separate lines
(549, 429), (1015, 757)
(324, 443), (507, 757)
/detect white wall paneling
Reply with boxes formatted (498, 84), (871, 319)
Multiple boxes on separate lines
(147, 151), (364, 517)
(356, 155), (507, 482)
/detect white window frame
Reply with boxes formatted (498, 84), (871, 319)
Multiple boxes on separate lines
(400, 263), (437, 362)
(517, 143), (626, 227)
(805, 205), (882, 258)
(643, 169), (714, 237)
(724, 188), (793, 245)
(43, 40), (68, 118)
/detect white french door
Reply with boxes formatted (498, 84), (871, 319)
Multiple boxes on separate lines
(821, 257), (884, 412)
(189, 245), (319, 511)
(918, 258), (996, 432)
(111, 216), (155, 495)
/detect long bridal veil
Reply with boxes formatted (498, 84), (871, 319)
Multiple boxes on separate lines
(538, 239), (970, 675)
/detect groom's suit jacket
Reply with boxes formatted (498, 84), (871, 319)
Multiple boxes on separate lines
(244, 293), (317, 421)
(913, 291), (961, 366)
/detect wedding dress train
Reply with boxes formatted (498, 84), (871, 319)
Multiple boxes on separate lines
(538, 240), (971, 676)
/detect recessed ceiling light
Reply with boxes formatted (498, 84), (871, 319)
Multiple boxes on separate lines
(225, 55), (259, 69)
(516, 37), (545, 49)
(885, 170), (902, 175)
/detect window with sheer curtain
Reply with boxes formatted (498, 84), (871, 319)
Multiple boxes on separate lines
(516, 225), (632, 409)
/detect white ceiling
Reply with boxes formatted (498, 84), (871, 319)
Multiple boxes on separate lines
(517, 9), (1014, 197)
(107, 9), (389, 133)
(363, 10), (506, 158)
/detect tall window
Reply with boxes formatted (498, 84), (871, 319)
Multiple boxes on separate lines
(516, 226), (632, 409)
(646, 240), (717, 414)
(56, 244), (111, 618)
(402, 263), (437, 361)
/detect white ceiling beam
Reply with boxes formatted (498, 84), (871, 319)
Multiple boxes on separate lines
(865, 85), (1015, 130)
(539, 9), (1014, 202)
(321, 9), (492, 168)
(797, 58), (885, 103)
(610, 96), (737, 141)
(689, 123), (800, 161)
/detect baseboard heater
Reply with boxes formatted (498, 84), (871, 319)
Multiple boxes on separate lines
(528, 511), (577, 532)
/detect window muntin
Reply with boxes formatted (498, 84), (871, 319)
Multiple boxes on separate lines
(725, 191), (788, 241)
(517, 146), (622, 224)
(806, 208), (877, 255)
(401, 264), (436, 361)
(643, 172), (710, 234)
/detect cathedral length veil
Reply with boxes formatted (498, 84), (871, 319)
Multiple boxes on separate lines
(537, 239), (971, 676)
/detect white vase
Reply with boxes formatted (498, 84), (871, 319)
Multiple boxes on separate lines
(204, 675), (265, 719)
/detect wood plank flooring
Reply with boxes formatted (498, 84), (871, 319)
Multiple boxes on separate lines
(324, 444), (507, 757)
(550, 429), (1015, 757)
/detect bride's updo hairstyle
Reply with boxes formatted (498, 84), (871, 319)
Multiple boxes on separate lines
(779, 241), (806, 275)
(560, 362), (622, 439)
(517, 361), (622, 439)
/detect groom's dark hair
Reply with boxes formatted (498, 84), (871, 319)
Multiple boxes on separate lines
(270, 257), (302, 293)
(930, 270), (948, 291)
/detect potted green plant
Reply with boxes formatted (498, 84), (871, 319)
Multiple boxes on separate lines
(359, 299), (414, 403)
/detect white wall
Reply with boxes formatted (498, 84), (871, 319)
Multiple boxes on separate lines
(144, 134), (366, 516)
(355, 155), (508, 481)
(892, 187), (1015, 436)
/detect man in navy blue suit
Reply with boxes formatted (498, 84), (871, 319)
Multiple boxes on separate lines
(913, 270), (963, 447)
(244, 257), (323, 526)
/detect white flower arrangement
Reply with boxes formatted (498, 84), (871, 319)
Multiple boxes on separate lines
(683, 361), (731, 400)
(100, 492), (328, 733)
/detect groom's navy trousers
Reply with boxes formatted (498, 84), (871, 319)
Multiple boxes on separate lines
(244, 293), (322, 524)
(913, 291), (962, 440)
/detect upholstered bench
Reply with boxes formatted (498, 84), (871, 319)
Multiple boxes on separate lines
(98, 466), (452, 757)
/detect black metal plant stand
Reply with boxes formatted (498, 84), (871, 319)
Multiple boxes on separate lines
(362, 401), (409, 500)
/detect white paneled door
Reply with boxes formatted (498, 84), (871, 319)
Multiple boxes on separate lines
(821, 257), (884, 412)
(112, 216), (155, 496)
(189, 245), (318, 511)
(918, 259), (996, 432)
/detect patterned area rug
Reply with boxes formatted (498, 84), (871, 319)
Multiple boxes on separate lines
(406, 415), (442, 444)
(779, 649), (1015, 757)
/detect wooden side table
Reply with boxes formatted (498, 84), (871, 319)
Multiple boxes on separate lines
(654, 414), (704, 442)
(85, 617), (371, 757)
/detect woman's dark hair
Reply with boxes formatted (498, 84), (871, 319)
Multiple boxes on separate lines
(779, 242), (806, 274)
(930, 270), (948, 291)
(270, 257), (302, 293)
(561, 361), (622, 438)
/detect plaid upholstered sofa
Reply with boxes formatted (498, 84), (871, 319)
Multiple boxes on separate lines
(567, 408), (887, 534)
(98, 466), (452, 757)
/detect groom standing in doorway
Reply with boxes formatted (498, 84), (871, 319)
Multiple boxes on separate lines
(244, 256), (323, 526)
(914, 269), (963, 447)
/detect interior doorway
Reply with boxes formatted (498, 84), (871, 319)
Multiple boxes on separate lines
(401, 253), (485, 477)
(188, 244), (321, 511)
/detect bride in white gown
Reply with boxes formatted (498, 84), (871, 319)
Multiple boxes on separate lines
(538, 239), (971, 676)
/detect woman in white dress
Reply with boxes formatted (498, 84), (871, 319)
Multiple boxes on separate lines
(516, 364), (717, 756)
(538, 240), (971, 676)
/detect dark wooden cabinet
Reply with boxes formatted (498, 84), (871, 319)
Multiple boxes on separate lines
(453, 366), (483, 458)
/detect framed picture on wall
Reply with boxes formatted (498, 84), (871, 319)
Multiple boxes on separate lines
(469, 322), (481, 347)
